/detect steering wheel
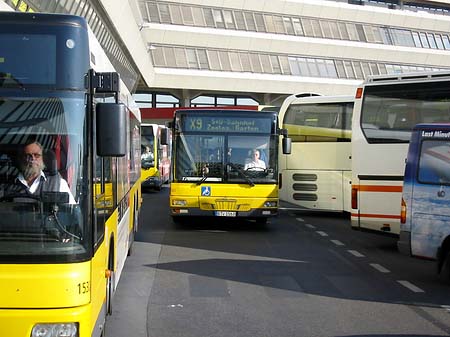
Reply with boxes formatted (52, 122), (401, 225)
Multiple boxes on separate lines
(0, 193), (41, 202)
(245, 167), (266, 172)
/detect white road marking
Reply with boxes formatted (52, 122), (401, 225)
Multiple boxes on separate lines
(168, 304), (184, 308)
(195, 230), (228, 233)
(316, 231), (328, 237)
(348, 250), (365, 257)
(397, 280), (425, 293)
(305, 224), (316, 229)
(370, 263), (390, 273)
(296, 218), (304, 222)
(331, 239), (345, 246)
(441, 305), (450, 313)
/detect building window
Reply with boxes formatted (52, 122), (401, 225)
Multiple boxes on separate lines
(229, 52), (242, 71)
(223, 10), (235, 29)
(244, 12), (257, 31)
(150, 45), (448, 79)
(174, 48), (187, 67)
(254, 13), (266, 32)
(212, 9), (225, 28)
(181, 6), (194, 25)
(250, 54), (263, 73)
(186, 49), (199, 69)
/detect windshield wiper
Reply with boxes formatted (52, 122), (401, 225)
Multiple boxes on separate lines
(196, 175), (208, 185)
(228, 163), (255, 186)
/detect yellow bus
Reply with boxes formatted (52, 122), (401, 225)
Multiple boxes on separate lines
(0, 12), (141, 337)
(141, 123), (171, 191)
(169, 109), (291, 224)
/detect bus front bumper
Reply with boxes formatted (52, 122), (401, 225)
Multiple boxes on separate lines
(0, 303), (96, 337)
(170, 207), (277, 218)
(142, 176), (161, 188)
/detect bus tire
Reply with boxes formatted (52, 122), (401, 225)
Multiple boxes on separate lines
(255, 217), (268, 225)
(106, 247), (115, 315)
(439, 249), (450, 282)
(106, 268), (115, 315)
(171, 215), (184, 225)
(128, 203), (138, 256)
(127, 230), (134, 257)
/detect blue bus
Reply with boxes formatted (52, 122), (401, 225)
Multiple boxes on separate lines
(398, 123), (450, 281)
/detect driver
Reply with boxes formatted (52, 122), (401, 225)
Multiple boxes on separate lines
(5, 140), (76, 204)
(244, 149), (266, 170)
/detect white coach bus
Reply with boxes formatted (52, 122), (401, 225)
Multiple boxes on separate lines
(279, 93), (354, 212)
(351, 71), (450, 235)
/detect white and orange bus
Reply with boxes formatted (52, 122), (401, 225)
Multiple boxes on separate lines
(351, 71), (450, 236)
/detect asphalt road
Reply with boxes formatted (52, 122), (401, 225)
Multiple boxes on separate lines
(105, 186), (450, 337)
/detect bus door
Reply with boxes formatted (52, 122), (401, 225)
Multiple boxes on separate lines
(409, 130), (450, 258)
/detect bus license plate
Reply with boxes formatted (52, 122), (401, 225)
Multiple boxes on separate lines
(215, 211), (236, 217)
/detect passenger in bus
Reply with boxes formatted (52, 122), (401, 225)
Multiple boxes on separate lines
(4, 140), (76, 203)
(244, 149), (266, 170)
(141, 145), (154, 161)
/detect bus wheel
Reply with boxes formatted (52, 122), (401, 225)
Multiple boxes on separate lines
(128, 207), (138, 256)
(439, 250), (450, 282)
(106, 267), (115, 315)
(255, 218), (267, 225)
(171, 215), (184, 225)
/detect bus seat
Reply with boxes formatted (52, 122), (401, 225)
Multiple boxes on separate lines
(43, 149), (58, 176)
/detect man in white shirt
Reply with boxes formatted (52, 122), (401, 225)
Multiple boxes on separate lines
(9, 140), (76, 204)
(244, 149), (266, 170)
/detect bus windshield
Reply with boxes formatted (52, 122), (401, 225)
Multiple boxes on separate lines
(173, 112), (278, 184)
(361, 80), (450, 144)
(141, 125), (155, 168)
(0, 93), (88, 262)
(174, 134), (278, 184)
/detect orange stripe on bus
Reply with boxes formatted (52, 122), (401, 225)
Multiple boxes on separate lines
(353, 185), (403, 193)
(351, 213), (401, 220)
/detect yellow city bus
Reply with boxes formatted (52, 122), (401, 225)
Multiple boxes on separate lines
(0, 12), (141, 337)
(169, 109), (291, 224)
(141, 123), (171, 191)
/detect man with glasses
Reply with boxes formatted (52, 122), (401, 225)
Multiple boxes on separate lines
(8, 140), (75, 203)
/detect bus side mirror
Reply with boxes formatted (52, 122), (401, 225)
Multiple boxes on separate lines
(280, 128), (291, 154)
(160, 128), (169, 145)
(282, 137), (291, 155)
(96, 102), (126, 157)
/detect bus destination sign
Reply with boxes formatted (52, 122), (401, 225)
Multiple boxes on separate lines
(182, 116), (272, 133)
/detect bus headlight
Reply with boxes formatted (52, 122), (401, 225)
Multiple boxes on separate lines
(263, 201), (277, 207)
(172, 200), (187, 206)
(32, 323), (78, 337)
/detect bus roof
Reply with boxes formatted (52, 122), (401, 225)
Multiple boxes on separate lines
(363, 70), (450, 86)
(174, 109), (271, 115)
(281, 94), (354, 109)
(0, 11), (87, 28)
